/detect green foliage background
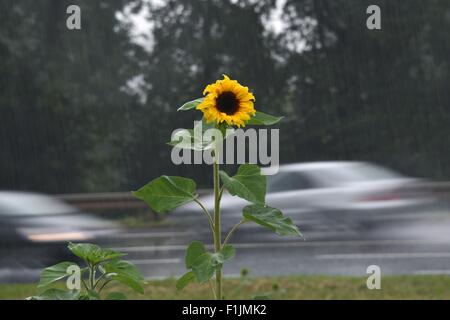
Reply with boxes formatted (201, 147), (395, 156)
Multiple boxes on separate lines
(1, 0), (449, 193)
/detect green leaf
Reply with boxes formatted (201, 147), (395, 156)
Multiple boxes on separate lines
(220, 245), (235, 261)
(247, 111), (283, 126)
(37, 261), (79, 288)
(177, 98), (204, 111)
(103, 259), (146, 294)
(168, 118), (230, 151)
(168, 129), (211, 151)
(243, 204), (302, 237)
(176, 271), (196, 290)
(86, 290), (101, 300)
(212, 245), (235, 264)
(188, 245), (235, 284)
(191, 252), (216, 283)
(132, 176), (197, 213)
(27, 289), (80, 300)
(106, 292), (127, 300)
(185, 241), (206, 269)
(183, 241), (224, 284)
(219, 164), (266, 205)
(68, 243), (125, 265)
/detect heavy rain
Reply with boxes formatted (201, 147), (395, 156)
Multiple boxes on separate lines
(1, 0), (450, 300)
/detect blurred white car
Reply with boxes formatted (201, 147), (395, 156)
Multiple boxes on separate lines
(187, 161), (433, 215)
(265, 161), (432, 212)
(0, 191), (117, 244)
(0, 192), (118, 268)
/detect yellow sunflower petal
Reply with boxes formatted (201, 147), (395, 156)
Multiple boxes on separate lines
(196, 75), (256, 127)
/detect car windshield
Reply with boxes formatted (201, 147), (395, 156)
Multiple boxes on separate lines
(0, 194), (77, 216)
(306, 163), (402, 186)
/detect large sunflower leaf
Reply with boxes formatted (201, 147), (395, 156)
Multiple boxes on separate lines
(68, 243), (125, 265)
(168, 129), (215, 151)
(185, 241), (207, 269)
(27, 289), (80, 300)
(177, 98), (204, 111)
(132, 176), (197, 213)
(191, 252), (216, 283)
(243, 204), (302, 237)
(106, 292), (127, 300)
(176, 271), (196, 290)
(212, 245), (235, 264)
(37, 261), (80, 288)
(103, 260), (146, 294)
(168, 118), (232, 151)
(247, 111), (283, 126)
(186, 245), (235, 284)
(219, 164), (266, 205)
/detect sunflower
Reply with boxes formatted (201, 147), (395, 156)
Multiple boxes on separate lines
(196, 75), (256, 128)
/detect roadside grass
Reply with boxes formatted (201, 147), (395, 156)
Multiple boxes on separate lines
(1, 275), (450, 300)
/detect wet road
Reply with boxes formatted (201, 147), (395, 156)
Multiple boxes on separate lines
(2, 203), (450, 283)
(110, 205), (450, 279)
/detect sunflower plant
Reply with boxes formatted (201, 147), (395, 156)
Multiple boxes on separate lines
(28, 243), (146, 300)
(133, 75), (302, 300)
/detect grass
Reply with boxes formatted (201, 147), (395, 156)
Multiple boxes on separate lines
(1, 275), (450, 300)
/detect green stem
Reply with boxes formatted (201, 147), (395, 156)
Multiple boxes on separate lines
(93, 272), (106, 290)
(98, 279), (113, 293)
(223, 219), (248, 247)
(81, 278), (89, 291)
(213, 156), (222, 300)
(88, 264), (95, 291)
(218, 185), (225, 203)
(208, 279), (217, 300)
(194, 198), (214, 235)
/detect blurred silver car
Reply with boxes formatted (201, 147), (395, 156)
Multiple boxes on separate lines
(0, 191), (117, 267)
(265, 161), (433, 212)
(187, 161), (433, 215)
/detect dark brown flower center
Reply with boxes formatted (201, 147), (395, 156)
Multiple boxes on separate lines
(216, 91), (239, 115)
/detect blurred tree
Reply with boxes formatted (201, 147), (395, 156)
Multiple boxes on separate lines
(0, 0), (143, 192)
(0, 0), (449, 194)
(281, 0), (450, 178)
(124, 0), (285, 188)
